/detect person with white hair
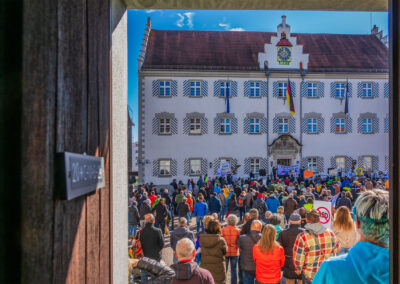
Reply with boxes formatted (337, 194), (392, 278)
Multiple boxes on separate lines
(170, 238), (214, 284)
(313, 189), (389, 284)
(221, 215), (240, 284)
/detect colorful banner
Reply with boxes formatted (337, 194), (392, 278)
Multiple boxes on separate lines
(277, 164), (300, 175)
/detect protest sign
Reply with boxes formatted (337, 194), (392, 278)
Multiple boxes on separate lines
(304, 170), (313, 178)
(328, 168), (338, 176)
(220, 162), (231, 174)
(314, 200), (332, 229)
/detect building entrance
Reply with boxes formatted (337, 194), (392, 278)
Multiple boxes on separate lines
(277, 159), (291, 166)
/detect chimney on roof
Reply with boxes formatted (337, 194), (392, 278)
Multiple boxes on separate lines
(371, 24), (378, 35)
(138, 17), (152, 70)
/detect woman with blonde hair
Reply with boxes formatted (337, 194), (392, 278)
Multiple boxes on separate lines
(253, 224), (285, 284)
(332, 206), (358, 255)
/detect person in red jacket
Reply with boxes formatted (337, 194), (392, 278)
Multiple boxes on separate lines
(253, 224), (285, 284)
(148, 191), (157, 207)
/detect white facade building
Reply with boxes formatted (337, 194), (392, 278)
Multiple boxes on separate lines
(132, 141), (139, 172)
(137, 16), (389, 185)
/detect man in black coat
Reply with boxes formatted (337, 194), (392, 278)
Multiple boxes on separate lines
(277, 213), (304, 283)
(140, 214), (165, 282)
(238, 220), (262, 284)
(153, 198), (168, 234)
(336, 191), (352, 210)
(177, 197), (190, 218)
(128, 201), (140, 237)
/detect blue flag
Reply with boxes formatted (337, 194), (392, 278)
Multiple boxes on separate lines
(344, 81), (349, 114)
(226, 86), (230, 113)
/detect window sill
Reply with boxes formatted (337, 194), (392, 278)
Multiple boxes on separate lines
(158, 133), (173, 136)
(189, 174), (202, 177)
(188, 96), (203, 98)
(361, 132), (375, 135)
(335, 132), (347, 134)
(158, 175), (172, 178)
(189, 133), (202, 136)
(248, 96), (262, 99)
(305, 96), (320, 99)
(219, 133), (232, 135)
(360, 96), (374, 99)
(306, 132), (320, 135)
(248, 132), (262, 135)
(157, 96), (173, 98)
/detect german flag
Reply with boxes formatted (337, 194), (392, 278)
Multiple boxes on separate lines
(286, 79), (295, 116)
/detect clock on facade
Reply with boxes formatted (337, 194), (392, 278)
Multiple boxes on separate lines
(277, 46), (292, 65)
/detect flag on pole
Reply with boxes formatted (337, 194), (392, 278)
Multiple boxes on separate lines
(226, 84), (230, 113)
(286, 79), (295, 116)
(344, 80), (349, 114)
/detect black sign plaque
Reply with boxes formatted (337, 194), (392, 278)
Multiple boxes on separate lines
(57, 152), (105, 200)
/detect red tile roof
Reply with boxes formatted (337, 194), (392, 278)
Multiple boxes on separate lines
(142, 30), (388, 73)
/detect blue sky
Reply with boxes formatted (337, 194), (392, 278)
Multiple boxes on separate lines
(128, 10), (388, 141)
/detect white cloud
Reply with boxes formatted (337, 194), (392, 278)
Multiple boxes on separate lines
(184, 12), (194, 28)
(145, 9), (156, 13)
(219, 23), (245, 31)
(219, 23), (230, 29)
(229, 27), (245, 31)
(176, 12), (195, 29)
(176, 13), (185, 27)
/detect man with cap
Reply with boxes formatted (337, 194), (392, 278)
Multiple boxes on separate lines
(277, 213), (304, 284)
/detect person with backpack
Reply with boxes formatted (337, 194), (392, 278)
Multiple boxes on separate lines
(238, 191), (246, 221)
(253, 193), (267, 216)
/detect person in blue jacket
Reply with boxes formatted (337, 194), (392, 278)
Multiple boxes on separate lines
(213, 183), (221, 195)
(194, 195), (208, 233)
(266, 193), (280, 213)
(208, 192), (222, 215)
(313, 189), (389, 284)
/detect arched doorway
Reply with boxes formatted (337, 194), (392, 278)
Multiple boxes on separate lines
(269, 134), (302, 167)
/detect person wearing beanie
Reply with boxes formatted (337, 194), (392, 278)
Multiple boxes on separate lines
(277, 213), (304, 284)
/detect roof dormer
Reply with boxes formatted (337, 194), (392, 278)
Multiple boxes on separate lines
(258, 15), (309, 71)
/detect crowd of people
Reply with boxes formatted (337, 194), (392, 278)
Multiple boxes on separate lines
(128, 173), (389, 284)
